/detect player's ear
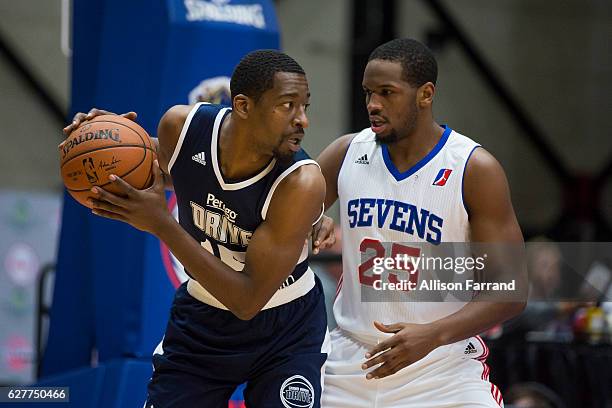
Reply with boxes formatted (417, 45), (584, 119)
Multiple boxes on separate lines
(232, 94), (250, 119)
(417, 82), (435, 108)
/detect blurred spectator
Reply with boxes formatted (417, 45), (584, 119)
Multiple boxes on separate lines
(503, 237), (580, 337)
(505, 382), (565, 408)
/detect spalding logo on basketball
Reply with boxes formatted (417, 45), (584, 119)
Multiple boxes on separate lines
(59, 115), (156, 208)
(160, 193), (189, 288)
(279, 375), (314, 408)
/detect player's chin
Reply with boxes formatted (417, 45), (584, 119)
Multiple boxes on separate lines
(273, 146), (295, 163)
(375, 130), (397, 144)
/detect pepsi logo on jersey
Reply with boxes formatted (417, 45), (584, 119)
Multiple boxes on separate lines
(190, 196), (252, 247)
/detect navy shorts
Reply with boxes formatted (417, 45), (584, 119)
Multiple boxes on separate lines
(145, 277), (328, 407)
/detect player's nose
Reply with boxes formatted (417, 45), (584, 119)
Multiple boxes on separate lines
(293, 106), (309, 129)
(367, 94), (383, 113)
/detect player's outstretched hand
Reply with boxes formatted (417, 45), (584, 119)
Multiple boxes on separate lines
(362, 321), (441, 380)
(62, 108), (138, 136)
(89, 160), (172, 235)
(311, 215), (335, 254)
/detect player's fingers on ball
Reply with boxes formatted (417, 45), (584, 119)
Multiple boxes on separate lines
(91, 186), (126, 206)
(89, 198), (125, 215)
(71, 112), (87, 123)
(122, 111), (137, 120)
(91, 208), (126, 222)
(64, 113), (86, 134)
(108, 174), (136, 196)
(85, 108), (109, 119)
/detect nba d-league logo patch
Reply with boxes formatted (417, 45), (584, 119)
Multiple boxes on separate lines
(433, 168), (452, 186)
(280, 375), (315, 408)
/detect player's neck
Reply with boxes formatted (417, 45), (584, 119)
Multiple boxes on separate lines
(386, 121), (445, 173)
(217, 113), (274, 180)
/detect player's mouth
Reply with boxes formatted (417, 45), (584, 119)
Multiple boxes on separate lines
(287, 135), (303, 152)
(370, 117), (387, 134)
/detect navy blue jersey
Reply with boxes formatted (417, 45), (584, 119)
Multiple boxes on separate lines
(167, 102), (318, 280)
(147, 104), (329, 408)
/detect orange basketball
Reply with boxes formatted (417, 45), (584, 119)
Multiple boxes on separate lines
(59, 115), (157, 208)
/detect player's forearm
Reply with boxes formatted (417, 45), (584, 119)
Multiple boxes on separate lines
(430, 301), (525, 347)
(154, 218), (264, 320)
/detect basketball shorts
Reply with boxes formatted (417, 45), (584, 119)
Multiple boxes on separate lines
(144, 278), (329, 408)
(322, 328), (503, 407)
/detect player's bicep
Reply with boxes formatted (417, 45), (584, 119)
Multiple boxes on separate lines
(149, 138), (173, 190)
(156, 105), (191, 189)
(464, 148), (522, 243)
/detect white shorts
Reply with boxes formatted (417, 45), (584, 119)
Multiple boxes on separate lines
(322, 328), (503, 408)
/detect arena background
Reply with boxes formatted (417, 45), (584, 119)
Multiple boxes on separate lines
(0, 0), (610, 407)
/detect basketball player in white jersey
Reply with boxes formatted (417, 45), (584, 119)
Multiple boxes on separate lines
(314, 38), (526, 407)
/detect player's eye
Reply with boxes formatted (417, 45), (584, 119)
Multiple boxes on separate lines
(282, 102), (293, 109)
(381, 89), (392, 96)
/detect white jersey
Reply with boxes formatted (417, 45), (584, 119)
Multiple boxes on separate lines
(334, 125), (480, 343)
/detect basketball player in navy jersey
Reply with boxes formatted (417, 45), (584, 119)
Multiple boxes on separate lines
(313, 39), (526, 406)
(64, 50), (329, 408)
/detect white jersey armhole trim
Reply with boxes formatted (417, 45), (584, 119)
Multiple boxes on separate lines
(167, 102), (207, 173)
(312, 203), (325, 226)
(261, 159), (320, 220)
(461, 144), (482, 216)
(211, 107), (277, 191)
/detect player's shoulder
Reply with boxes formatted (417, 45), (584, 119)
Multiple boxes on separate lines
(444, 127), (480, 150)
(465, 146), (505, 182)
(277, 153), (325, 195)
(163, 103), (226, 125)
(160, 104), (191, 126)
(324, 130), (365, 156)
(284, 157), (324, 188)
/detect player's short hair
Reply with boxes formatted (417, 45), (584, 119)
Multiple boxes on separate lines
(231, 50), (306, 102)
(368, 38), (438, 87)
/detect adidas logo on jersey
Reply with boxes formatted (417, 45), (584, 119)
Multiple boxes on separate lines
(464, 342), (478, 355)
(192, 152), (207, 166)
(355, 154), (369, 164)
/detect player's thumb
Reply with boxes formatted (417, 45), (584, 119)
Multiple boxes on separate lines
(374, 321), (402, 333)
